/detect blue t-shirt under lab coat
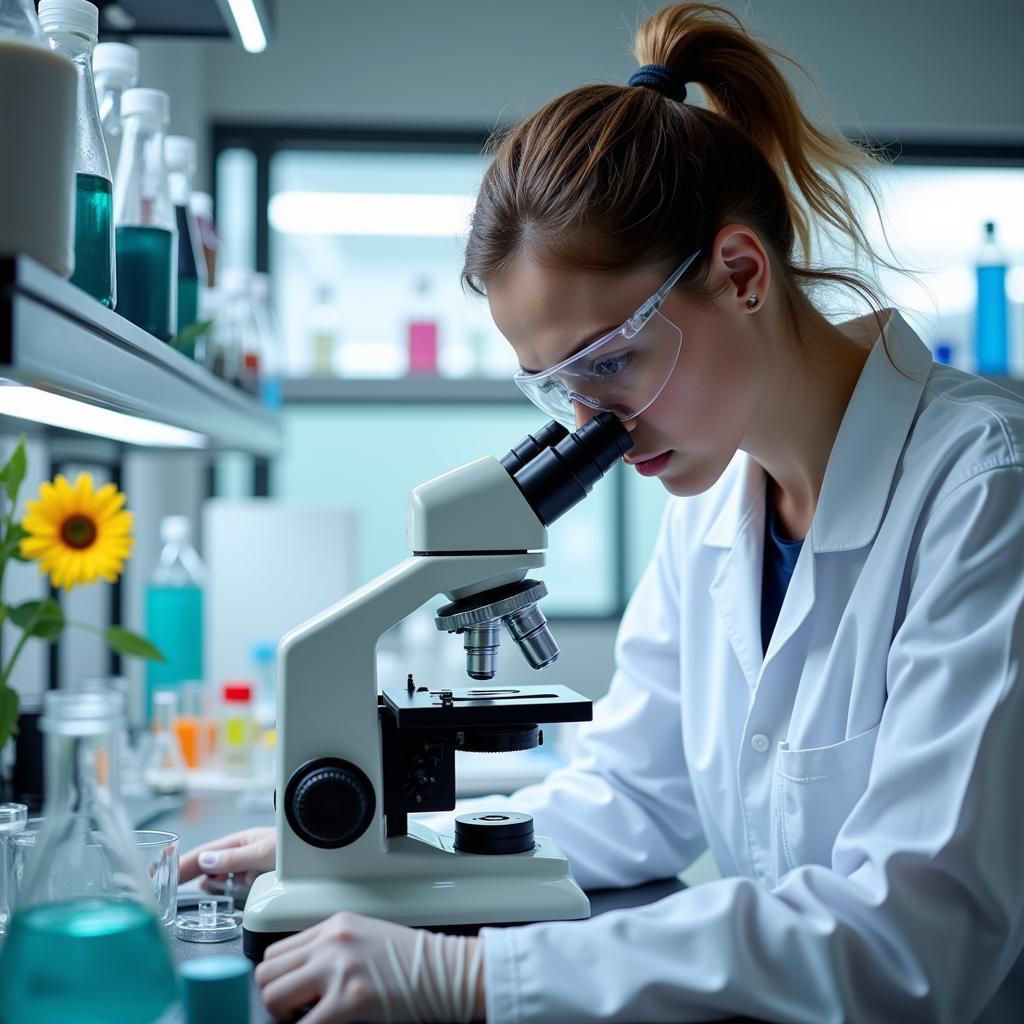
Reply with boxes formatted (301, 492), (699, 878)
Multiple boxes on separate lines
(761, 479), (804, 654)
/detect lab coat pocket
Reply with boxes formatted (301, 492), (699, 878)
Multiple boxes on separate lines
(773, 722), (881, 879)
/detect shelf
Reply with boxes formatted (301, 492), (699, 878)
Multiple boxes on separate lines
(0, 255), (281, 455)
(282, 376), (525, 403)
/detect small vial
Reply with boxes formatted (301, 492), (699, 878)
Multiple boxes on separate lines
(221, 682), (254, 777)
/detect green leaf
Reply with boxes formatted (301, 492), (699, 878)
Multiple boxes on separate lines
(1, 522), (30, 562)
(105, 626), (165, 662)
(10, 598), (65, 641)
(0, 604), (6, 627)
(0, 437), (27, 504)
(169, 318), (215, 351)
(0, 687), (19, 753)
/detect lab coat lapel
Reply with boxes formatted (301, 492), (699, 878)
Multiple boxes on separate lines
(702, 310), (932, 690)
(707, 458), (766, 690)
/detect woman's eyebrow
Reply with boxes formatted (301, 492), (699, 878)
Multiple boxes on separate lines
(519, 322), (620, 374)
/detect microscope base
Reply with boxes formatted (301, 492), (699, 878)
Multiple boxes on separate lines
(241, 828), (590, 961)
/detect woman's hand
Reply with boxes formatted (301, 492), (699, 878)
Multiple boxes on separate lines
(255, 911), (486, 1023)
(179, 826), (276, 891)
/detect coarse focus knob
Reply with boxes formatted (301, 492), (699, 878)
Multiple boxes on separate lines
(285, 758), (376, 850)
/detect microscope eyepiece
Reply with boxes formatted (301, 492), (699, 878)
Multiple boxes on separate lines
(499, 420), (569, 476)
(509, 412), (634, 526)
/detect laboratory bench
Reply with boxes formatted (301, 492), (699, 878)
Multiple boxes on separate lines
(153, 792), (702, 1023)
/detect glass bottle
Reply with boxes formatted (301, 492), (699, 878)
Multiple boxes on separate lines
(407, 274), (439, 375)
(38, 0), (115, 307)
(142, 690), (188, 795)
(165, 134), (207, 342)
(92, 40), (137, 182)
(0, 690), (178, 1024)
(114, 87), (177, 340)
(145, 515), (206, 721)
(309, 283), (340, 376)
(974, 220), (1009, 375)
(252, 272), (284, 408)
(189, 190), (219, 287)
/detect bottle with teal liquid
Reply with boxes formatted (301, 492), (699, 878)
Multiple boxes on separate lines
(113, 87), (177, 340)
(39, 0), (116, 307)
(0, 690), (179, 1024)
(974, 220), (1009, 375)
(145, 514), (206, 722)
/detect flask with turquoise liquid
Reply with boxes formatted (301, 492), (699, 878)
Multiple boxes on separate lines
(38, 0), (116, 307)
(974, 220), (1009, 375)
(0, 690), (179, 1024)
(145, 514), (206, 722)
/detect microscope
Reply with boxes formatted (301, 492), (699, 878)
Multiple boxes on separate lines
(242, 412), (633, 960)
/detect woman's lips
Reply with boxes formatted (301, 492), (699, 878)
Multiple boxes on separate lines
(631, 451), (672, 477)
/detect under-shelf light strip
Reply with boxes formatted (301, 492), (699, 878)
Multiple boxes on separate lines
(0, 384), (207, 448)
(225, 0), (268, 54)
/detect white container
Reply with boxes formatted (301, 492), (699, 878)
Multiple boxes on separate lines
(0, 36), (77, 275)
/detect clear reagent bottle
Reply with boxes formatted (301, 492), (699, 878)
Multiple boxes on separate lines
(92, 40), (138, 182)
(38, 0), (116, 307)
(114, 86), (177, 340)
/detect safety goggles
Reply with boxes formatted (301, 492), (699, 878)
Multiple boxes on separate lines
(513, 249), (701, 429)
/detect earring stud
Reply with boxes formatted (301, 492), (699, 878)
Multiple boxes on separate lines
(746, 293), (759, 309)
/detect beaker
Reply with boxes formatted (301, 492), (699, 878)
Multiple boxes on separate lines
(0, 802), (27, 935)
(0, 689), (178, 1024)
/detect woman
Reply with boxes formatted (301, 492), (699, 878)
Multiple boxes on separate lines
(181, 5), (1024, 1020)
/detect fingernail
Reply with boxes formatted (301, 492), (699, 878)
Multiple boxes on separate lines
(198, 852), (220, 870)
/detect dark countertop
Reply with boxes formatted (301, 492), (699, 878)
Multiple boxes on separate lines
(156, 793), (687, 1023)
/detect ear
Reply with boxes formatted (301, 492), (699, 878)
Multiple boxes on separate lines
(710, 224), (771, 312)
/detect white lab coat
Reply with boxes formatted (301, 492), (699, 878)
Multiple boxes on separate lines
(439, 310), (1024, 1022)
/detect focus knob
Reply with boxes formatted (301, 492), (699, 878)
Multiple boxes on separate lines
(285, 758), (376, 849)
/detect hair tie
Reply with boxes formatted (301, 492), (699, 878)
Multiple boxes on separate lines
(628, 64), (687, 103)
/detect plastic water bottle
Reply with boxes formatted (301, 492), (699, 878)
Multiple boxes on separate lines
(145, 515), (206, 723)
(974, 220), (1009, 375)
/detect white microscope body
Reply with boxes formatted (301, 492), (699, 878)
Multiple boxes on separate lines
(243, 415), (632, 959)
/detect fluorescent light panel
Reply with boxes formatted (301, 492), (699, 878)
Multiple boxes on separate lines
(226, 0), (267, 53)
(0, 385), (207, 448)
(268, 191), (475, 237)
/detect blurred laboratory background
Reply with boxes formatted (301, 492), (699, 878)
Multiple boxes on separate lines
(0, 0), (1022, 801)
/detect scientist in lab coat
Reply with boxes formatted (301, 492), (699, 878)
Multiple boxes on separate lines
(181, 4), (1024, 1021)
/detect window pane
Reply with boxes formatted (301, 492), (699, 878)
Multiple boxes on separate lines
(816, 163), (1024, 369)
(268, 149), (517, 379)
(273, 404), (618, 616)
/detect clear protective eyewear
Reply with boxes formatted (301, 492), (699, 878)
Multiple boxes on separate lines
(513, 249), (701, 428)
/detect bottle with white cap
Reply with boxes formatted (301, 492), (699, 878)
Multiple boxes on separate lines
(38, 0), (116, 307)
(145, 514), (207, 723)
(113, 86), (177, 340)
(92, 41), (138, 178)
(165, 134), (207, 342)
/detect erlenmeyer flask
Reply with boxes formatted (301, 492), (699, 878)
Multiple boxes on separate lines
(0, 689), (179, 1024)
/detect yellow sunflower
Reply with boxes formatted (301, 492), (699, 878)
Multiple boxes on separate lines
(19, 472), (134, 591)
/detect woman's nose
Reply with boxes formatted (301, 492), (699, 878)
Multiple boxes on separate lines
(572, 401), (639, 434)
(572, 400), (598, 431)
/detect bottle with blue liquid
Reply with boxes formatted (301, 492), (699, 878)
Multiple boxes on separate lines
(145, 515), (206, 723)
(974, 220), (1009, 375)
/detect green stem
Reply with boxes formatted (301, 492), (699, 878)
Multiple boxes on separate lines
(0, 601), (42, 691)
